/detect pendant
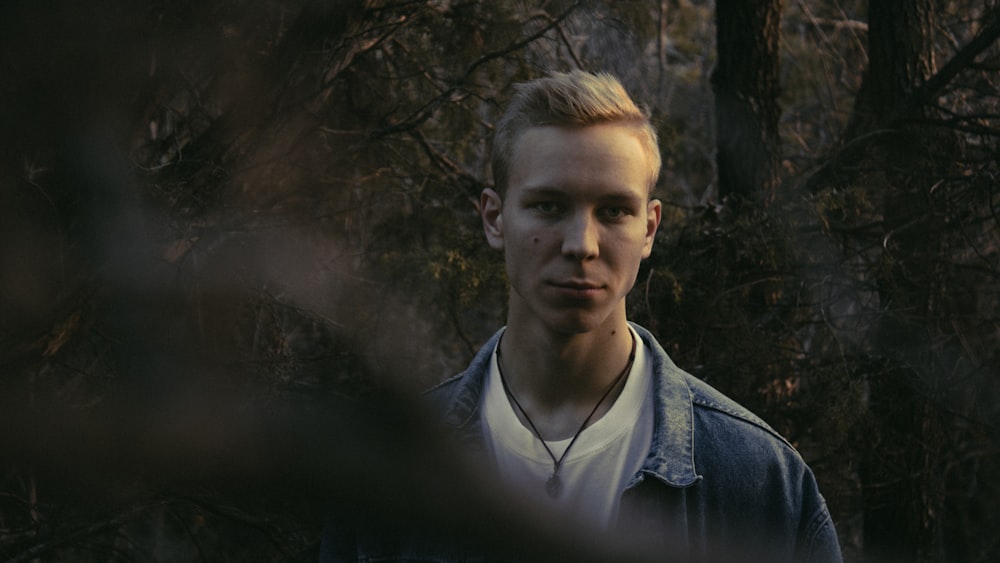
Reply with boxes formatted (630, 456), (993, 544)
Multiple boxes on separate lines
(545, 473), (562, 499)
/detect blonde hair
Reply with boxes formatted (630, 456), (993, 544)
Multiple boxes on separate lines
(491, 70), (661, 195)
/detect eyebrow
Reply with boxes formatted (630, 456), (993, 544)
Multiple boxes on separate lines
(518, 186), (565, 199)
(518, 186), (646, 203)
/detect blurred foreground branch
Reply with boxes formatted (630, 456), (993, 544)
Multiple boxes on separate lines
(1, 383), (717, 562)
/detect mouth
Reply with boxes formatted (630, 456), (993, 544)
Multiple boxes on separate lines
(552, 280), (602, 290)
(549, 280), (605, 298)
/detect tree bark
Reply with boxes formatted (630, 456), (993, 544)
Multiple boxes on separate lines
(848, 2), (949, 562)
(845, 0), (936, 140)
(711, 0), (783, 204)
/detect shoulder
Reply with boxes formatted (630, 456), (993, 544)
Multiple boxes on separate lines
(423, 372), (467, 413)
(686, 374), (794, 452)
(635, 323), (797, 457)
(422, 328), (503, 424)
(634, 323), (813, 482)
(637, 329), (840, 558)
(648, 337), (828, 522)
(685, 373), (813, 484)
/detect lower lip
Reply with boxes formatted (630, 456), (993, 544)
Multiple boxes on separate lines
(551, 285), (603, 299)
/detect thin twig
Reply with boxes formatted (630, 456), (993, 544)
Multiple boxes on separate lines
(372, 1), (583, 138)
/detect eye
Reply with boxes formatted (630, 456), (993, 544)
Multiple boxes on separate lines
(601, 206), (631, 220)
(531, 201), (562, 215)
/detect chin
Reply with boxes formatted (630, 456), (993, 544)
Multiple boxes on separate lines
(514, 296), (620, 335)
(543, 313), (612, 336)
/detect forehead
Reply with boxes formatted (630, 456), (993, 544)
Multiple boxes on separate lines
(508, 123), (652, 200)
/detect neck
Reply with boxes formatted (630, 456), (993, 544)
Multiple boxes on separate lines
(498, 319), (635, 416)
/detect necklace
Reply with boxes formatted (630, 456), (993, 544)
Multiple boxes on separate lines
(495, 330), (637, 499)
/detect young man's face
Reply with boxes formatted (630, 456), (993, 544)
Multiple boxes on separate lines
(482, 122), (661, 336)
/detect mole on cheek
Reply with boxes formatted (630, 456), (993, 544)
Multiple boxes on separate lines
(533, 237), (540, 244)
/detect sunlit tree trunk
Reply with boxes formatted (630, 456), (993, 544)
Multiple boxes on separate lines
(711, 0), (783, 204)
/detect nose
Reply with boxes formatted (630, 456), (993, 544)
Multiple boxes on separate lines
(561, 212), (599, 260)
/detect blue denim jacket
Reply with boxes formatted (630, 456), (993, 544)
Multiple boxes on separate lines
(322, 324), (843, 562)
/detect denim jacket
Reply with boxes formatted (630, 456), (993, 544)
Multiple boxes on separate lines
(322, 324), (843, 562)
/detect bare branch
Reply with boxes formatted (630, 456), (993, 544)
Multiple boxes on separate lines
(372, 1), (583, 138)
(8, 501), (171, 563)
(898, 7), (1000, 119)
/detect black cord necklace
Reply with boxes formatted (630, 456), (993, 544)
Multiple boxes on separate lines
(495, 330), (637, 499)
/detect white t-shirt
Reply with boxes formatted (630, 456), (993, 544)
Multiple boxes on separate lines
(481, 327), (655, 530)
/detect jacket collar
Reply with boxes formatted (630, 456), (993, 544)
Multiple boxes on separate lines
(631, 323), (701, 488)
(439, 323), (701, 488)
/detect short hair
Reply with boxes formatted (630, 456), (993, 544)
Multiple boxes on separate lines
(491, 70), (661, 195)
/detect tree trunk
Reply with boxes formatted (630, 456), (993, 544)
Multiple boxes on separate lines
(711, 0), (783, 204)
(845, 0), (936, 140)
(848, 2), (950, 562)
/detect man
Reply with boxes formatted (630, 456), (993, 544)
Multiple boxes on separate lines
(323, 70), (842, 562)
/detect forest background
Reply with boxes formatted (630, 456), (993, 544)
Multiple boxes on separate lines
(1, 0), (999, 561)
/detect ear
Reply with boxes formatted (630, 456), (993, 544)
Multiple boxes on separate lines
(481, 188), (505, 251)
(641, 198), (662, 259)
